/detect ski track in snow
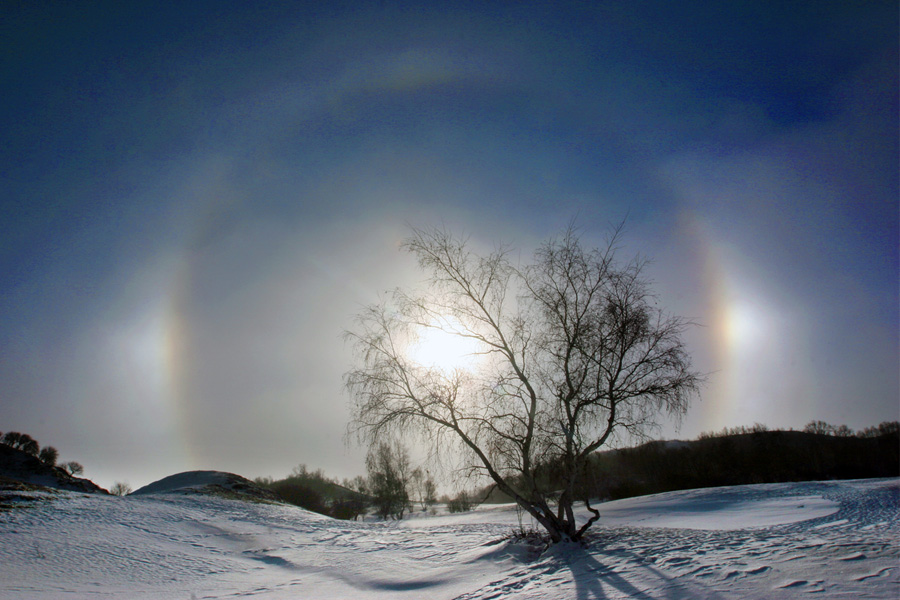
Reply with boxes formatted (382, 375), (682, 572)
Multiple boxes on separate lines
(0, 478), (897, 599)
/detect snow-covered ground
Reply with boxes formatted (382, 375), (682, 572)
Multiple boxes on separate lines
(0, 477), (897, 599)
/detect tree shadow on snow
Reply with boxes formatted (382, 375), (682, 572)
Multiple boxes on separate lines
(551, 543), (727, 600)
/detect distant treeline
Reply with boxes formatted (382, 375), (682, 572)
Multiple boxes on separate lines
(266, 421), (900, 516)
(473, 421), (900, 504)
(580, 421), (900, 501)
(255, 455), (447, 521)
(255, 465), (369, 520)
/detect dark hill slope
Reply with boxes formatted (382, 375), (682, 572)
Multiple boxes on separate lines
(0, 444), (107, 493)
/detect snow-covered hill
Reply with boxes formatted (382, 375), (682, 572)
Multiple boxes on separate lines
(0, 477), (897, 599)
(130, 470), (279, 502)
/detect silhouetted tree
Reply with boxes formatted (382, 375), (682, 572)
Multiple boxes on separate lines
(1, 431), (39, 455)
(833, 424), (854, 437)
(110, 482), (132, 496)
(346, 224), (701, 542)
(61, 461), (84, 476)
(21, 437), (39, 456)
(857, 421), (899, 438)
(447, 490), (472, 513)
(804, 421), (834, 435)
(366, 441), (412, 520)
(877, 421), (899, 436)
(423, 478), (438, 508)
(343, 475), (368, 495)
(1, 431), (22, 447)
(38, 446), (59, 466)
(409, 467), (438, 510)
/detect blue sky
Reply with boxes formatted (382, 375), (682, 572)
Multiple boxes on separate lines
(1, 1), (897, 489)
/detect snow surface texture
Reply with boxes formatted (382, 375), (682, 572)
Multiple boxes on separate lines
(0, 477), (897, 599)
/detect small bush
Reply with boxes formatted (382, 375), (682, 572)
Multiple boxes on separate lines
(61, 462), (84, 476)
(447, 492), (472, 513)
(110, 482), (132, 496)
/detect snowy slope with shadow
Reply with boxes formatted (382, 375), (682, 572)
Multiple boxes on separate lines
(0, 475), (896, 599)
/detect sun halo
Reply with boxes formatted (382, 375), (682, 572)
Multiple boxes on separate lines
(407, 318), (483, 374)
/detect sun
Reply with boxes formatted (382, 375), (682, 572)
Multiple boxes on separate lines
(408, 318), (483, 373)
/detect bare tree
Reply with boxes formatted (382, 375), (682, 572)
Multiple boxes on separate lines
(858, 421), (900, 438)
(366, 440), (412, 520)
(110, 482), (132, 496)
(833, 424), (854, 437)
(804, 421), (835, 436)
(61, 461), (84, 477)
(345, 225), (701, 542)
(423, 475), (438, 508)
(409, 467), (438, 510)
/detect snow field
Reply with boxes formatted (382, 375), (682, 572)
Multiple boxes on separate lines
(0, 478), (897, 599)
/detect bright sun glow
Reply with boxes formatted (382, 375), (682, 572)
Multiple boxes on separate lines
(723, 301), (767, 350)
(408, 318), (483, 373)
